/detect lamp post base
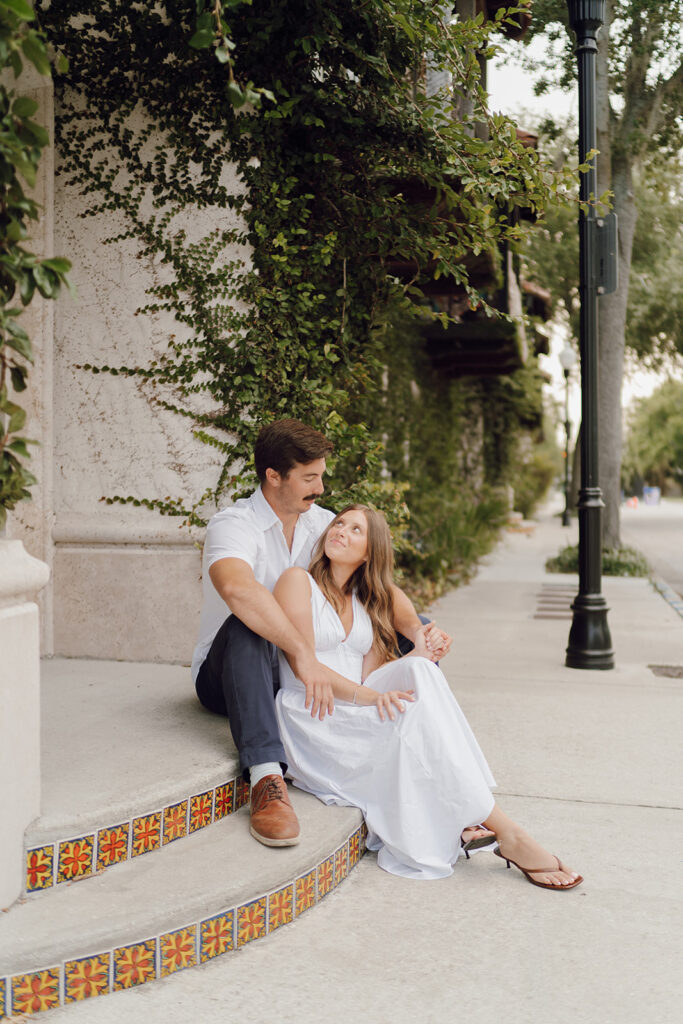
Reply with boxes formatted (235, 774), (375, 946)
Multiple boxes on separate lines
(565, 594), (615, 669)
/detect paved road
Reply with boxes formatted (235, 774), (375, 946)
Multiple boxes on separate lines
(620, 497), (683, 598)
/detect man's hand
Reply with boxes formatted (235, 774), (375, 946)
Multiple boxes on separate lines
(423, 622), (452, 661)
(292, 649), (335, 721)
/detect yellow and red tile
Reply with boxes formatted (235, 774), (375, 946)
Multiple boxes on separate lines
(349, 828), (361, 868)
(235, 776), (250, 810)
(334, 844), (348, 887)
(64, 953), (110, 1003)
(213, 780), (235, 820)
(160, 927), (197, 977)
(131, 812), (161, 857)
(0, 977), (7, 1019)
(360, 820), (368, 850)
(96, 824), (129, 870)
(11, 968), (60, 1015)
(200, 911), (234, 962)
(317, 856), (334, 899)
(162, 801), (188, 845)
(295, 869), (316, 916)
(57, 836), (94, 883)
(25, 845), (54, 892)
(113, 939), (157, 991)
(236, 897), (266, 947)
(189, 791), (213, 833)
(268, 884), (293, 932)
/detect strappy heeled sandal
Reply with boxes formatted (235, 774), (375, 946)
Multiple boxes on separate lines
(461, 825), (498, 859)
(494, 848), (583, 890)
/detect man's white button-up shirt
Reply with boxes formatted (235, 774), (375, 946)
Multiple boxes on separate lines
(191, 486), (335, 681)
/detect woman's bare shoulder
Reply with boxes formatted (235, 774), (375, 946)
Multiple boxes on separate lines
(273, 566), (311, 595)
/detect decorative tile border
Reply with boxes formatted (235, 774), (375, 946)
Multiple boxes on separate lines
(25, 774), (246, 894)
(2, 824), (365, 1018)
(652, 577), (683, 620)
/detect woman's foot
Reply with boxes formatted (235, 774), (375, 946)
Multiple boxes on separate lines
(462, 825), (495, 845)
(495, 830), (581, 888)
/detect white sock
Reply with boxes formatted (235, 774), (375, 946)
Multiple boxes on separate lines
(249, 762), (283, 789)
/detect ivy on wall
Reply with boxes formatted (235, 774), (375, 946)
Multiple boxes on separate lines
(35, 0), (561, 587)
(0, 0), (71, 529)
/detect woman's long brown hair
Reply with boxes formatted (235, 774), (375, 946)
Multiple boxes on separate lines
(309, 504), (397, 665)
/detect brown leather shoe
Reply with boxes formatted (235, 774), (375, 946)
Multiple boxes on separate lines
(250, 775), (300, 847)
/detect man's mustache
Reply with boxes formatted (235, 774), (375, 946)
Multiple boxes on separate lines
(303, 494), (319, 502)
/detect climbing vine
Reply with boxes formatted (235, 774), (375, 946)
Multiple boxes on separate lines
(0, 0), (71, 529)
(35, 1), (561, 578)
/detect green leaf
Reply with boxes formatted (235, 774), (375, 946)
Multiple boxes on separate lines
(12, 96), (38, 118)
(32, 264), (54, 298)
(21, 35), (51, 76)
(40, 257), (71, 274)
(8, 438), (30, 458)
(5, 330), (32, 361)
(0, 0), (36, 21)
(189, 28), (214, 48)
(10, 364), (27, 391)
(2, 400), (26, 433)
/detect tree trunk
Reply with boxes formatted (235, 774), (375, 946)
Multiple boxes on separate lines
(598, 156), (636, 548)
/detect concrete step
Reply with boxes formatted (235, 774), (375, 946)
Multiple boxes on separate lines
(1, 659), (365, 1018)
(2, 787), (363, 1014)
(25, 660), (245, 893)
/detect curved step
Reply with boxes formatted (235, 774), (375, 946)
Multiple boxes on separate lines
(1, 788), (365, 1017)
(26, 659), (245, 892)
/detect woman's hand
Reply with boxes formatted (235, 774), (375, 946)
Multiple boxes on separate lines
(423, 623), (452, 661)
(375, 689), (415, 722)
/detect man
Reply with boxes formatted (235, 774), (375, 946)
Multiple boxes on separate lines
(192, 419), (450, 847)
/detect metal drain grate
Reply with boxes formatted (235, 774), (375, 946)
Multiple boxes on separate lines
(648, 664), (683, 679)
(533, 584), (575, 620)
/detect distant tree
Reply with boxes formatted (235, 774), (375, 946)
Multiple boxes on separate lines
(509, 1), (683, 546)
(622, 380), (683, 492)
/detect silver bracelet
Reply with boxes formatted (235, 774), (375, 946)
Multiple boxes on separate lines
(352, 686), (358, 705)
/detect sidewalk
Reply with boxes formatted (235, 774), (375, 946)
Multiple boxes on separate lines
(42, 503), (683, 1024)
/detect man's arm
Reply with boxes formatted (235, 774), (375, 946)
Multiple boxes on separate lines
(209, 557), (335, 719)
(390, 583), (452, 660)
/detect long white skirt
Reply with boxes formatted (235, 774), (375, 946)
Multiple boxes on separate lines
(276, 656), (496, 880)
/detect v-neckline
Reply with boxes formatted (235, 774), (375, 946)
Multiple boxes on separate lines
(310, 575), (356, 642)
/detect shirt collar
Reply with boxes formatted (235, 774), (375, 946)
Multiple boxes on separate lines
(250, 485), (281, 531)
(250, 485), (325, 536)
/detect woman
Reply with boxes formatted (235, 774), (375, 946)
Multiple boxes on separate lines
(273, 505), (582, 889)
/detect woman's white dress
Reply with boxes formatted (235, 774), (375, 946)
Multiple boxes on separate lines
(275, 574), (496, 879)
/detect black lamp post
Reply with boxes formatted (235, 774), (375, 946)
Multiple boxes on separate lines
(565, 0), (615, 669)
(559, 343), (576, 527)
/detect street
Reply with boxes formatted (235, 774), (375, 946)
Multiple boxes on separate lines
(620, 496), (683, 599)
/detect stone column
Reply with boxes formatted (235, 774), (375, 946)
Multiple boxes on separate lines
(0, 540), (49, 908)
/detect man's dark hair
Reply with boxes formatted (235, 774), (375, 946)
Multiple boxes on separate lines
(254, 419), (334, 482)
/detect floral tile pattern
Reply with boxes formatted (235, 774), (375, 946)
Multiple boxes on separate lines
(0, 977), (6, 1019)
(213, 780), (234, 820)
(97, 824), (129, 870)
(334, 844), (348, 887)
(348, 829), (361, 868)
(295, 869), (316, 916)
(317, 856), (334, 899)
(25, 845), (54, 892)
(189, 791), (213, 833)
(113, 939), (157, 991)
(237, 897), (266, 947)
(131, 812), (161, 858)
(268, 884), (293, 932)
(64, 954), (110, 1003)
(200, 911), (234, 962)
(160, 927), (197, 976)
(9, 823), (364, 1015)
(162, 801), (188, 845)
(11, 969), (60, 1015)
(57, 836), (94, 883)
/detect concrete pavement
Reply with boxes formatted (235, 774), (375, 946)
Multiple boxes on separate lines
(40, 500), (683, 1024)
(621, 496), (683, 600)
